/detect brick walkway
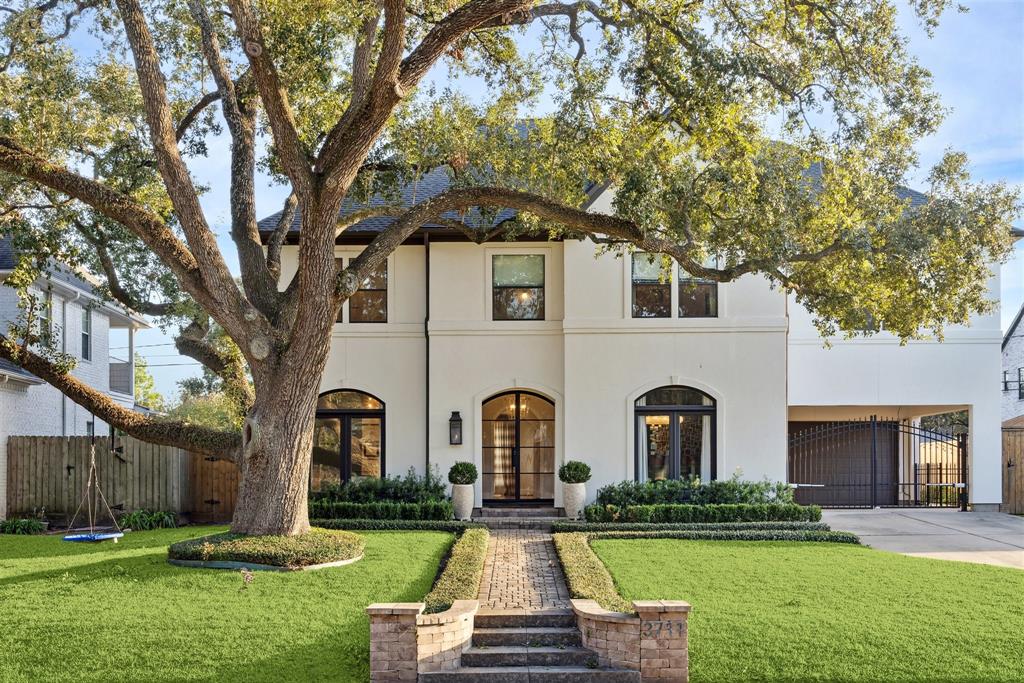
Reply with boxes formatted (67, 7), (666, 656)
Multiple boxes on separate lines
(477, 529), (571, 610)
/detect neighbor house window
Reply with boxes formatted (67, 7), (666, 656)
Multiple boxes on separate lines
(1020, 368), (1024, 400)
(37, 290), (53, 344)
(632, 254), (671, 318)
(632, 254), (718, 319)
(334, 257), (387, 323)
(493, 254), (545, 320)
(81, 307), (92, 361)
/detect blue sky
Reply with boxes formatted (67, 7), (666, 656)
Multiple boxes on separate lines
(130, 1), (1024, 397)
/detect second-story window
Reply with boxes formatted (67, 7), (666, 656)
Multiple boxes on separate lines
(81, 306), (92, 361)
(632, 254), (671, 318)
(350, 261), (388, 323)
(632, 254), (718, 319)
(493, 254), (545, 320)
(36, 289), (53, 344)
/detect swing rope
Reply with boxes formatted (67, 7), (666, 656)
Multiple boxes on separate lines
(65, 440), (121, 535)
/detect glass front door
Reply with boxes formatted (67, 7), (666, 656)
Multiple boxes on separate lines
(482, 391), (555, 503)
(312, 390), (384, 492)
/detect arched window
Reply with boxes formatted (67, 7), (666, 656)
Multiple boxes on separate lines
(312, 390), (384, 491)
(635, 386), (716, 482)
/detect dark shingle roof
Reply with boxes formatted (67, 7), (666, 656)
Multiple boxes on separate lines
(0, 234), (101, 295)
(0, 357), (40, 383)
(257, 166), (519, 239)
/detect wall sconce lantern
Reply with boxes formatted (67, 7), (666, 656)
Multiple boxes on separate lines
(449, 411), (463, 445)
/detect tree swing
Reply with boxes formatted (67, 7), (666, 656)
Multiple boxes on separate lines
(63, 421), (124, 543)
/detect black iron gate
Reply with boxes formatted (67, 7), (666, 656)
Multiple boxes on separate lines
(788, 416), (967, 510)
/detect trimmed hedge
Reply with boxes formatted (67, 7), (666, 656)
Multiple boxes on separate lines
(584, 503), (821, 524)
(308, 499), (454, 520)
(313, 519), (484, 532)
(168, 529), (365, 568)
(595, 476), (795, 507)
(587, 529), (859, 543)
(552, 532), (631, 612)
(551, 520), (831, 533)
(424, 528), (489, 614)
(311, 470), (447, 503)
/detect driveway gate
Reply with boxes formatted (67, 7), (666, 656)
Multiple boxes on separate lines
(788, 417), (967, 510)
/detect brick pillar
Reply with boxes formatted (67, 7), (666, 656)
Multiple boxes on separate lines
(633, 600), (691, 682)
(367, 603), (423, 682)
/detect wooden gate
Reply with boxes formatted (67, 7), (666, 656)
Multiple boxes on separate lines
(1003, 428), (1024, 515)
(185, 453), (239, 523)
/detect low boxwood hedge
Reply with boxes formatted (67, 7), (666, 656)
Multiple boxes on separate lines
(313, 519), (484, 532)
(423, 528), (489, 614)
(168, 529), (364, 568)
(586, 529), (859, 543)
(551, 520), (831, 533)
(552, 532), (630, 612)
(308, 499), (454, 520)
(584, 503), (821, 524)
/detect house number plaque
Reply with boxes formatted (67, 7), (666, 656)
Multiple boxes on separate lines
(640, 620), (687, 638)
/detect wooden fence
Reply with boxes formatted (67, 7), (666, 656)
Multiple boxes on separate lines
(1003, 428), (1024, 515)
(5, 435), (239, 522)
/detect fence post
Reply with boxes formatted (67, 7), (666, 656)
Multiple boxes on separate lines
(957, 432), (968, 512)
(870, 416), (878, 508)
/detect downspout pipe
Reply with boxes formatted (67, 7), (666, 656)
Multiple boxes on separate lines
(424, 232), (431, 479)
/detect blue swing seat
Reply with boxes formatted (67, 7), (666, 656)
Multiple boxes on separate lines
(63, 531), (124, 543)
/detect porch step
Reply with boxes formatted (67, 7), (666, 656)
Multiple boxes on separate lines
(420, 666), (640, 682)
(475, 517), (564, 531)
(477, 507), (564, 518)
(475, 609), (576, 629)
(472, 627), (582, 648)
(461, 646), (598, 668)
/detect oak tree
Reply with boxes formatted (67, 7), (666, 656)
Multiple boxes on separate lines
(0, 0), (1018, 535)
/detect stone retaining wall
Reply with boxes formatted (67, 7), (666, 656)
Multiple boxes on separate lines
(366, 600), (478, 681)
(572, 598), (691, 682)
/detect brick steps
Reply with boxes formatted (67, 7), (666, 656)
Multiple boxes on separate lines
(476, 517), (564, 530)
(461, 646), (598, 668)
(472, 627), (581, 648)
(475, 609), (575, 629)
(476, 507), (564, 518)
(419, 666), (641, 682)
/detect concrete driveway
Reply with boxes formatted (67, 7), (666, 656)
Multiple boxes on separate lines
(822, 508), (1024, 569)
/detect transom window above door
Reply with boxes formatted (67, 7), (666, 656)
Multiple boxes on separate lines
(334, 257), (387, 323)
(492, 254), (545, 320)
(631, 254), (718, 319)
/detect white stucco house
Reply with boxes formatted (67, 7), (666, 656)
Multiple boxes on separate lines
(259, 170), (1017, 514)
(1002, 303), (1024, 425)
(0, 235), (148, 518)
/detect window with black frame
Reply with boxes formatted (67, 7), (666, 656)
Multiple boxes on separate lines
(350, 261), (387, 322)
(678, 274), (718, 318)
(635, 386), (716, 482)
(311, 390), (384, 492)
(492, 254), (545, 320)
(631, 254), (671, 318)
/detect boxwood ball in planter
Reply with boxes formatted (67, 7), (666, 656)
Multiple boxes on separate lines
(449, 462), (478, 521)
(559, 461), (591, 520)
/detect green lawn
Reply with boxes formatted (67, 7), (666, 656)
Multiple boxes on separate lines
(593, 539), (1024, 682)
(0, 527), (452, 682)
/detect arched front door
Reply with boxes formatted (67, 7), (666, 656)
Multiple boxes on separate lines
(482, 391), (555, 505)
(312, 390), (384, 492)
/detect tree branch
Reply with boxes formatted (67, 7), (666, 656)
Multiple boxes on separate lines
(226, 0), (313, 196)
(174, 319), (255, 409)
(78, 226), (174, 316)
(265, 192), (297, 280)
(0, 336), (240, 459)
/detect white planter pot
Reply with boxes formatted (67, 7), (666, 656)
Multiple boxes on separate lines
(562, 482), (587, 520)
(451, 483), (475, 521)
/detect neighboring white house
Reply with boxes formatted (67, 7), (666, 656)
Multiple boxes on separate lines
(0, 235), (148, 519)
(1002, 303), (1024, 425)
(253, 169), (1015, 514)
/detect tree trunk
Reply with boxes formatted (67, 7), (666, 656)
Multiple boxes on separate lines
(229, 372), (321, 536)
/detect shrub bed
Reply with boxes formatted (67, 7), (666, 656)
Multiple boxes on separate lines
(586, 529), (859, 543)
(596, 476), (795, 507)
(308, 499), (453, 520)
(313, 519), (484, 532)
(0, 517), (46, 535)
(551, 520), (831, 533)
(119, 509), (177, 530)
(310, 469), (446, 503)
(168, 529), (365, 568)
(552, 532), (630, 612)
(585, 502), (821, 523)
(423, 528), (489, 614)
